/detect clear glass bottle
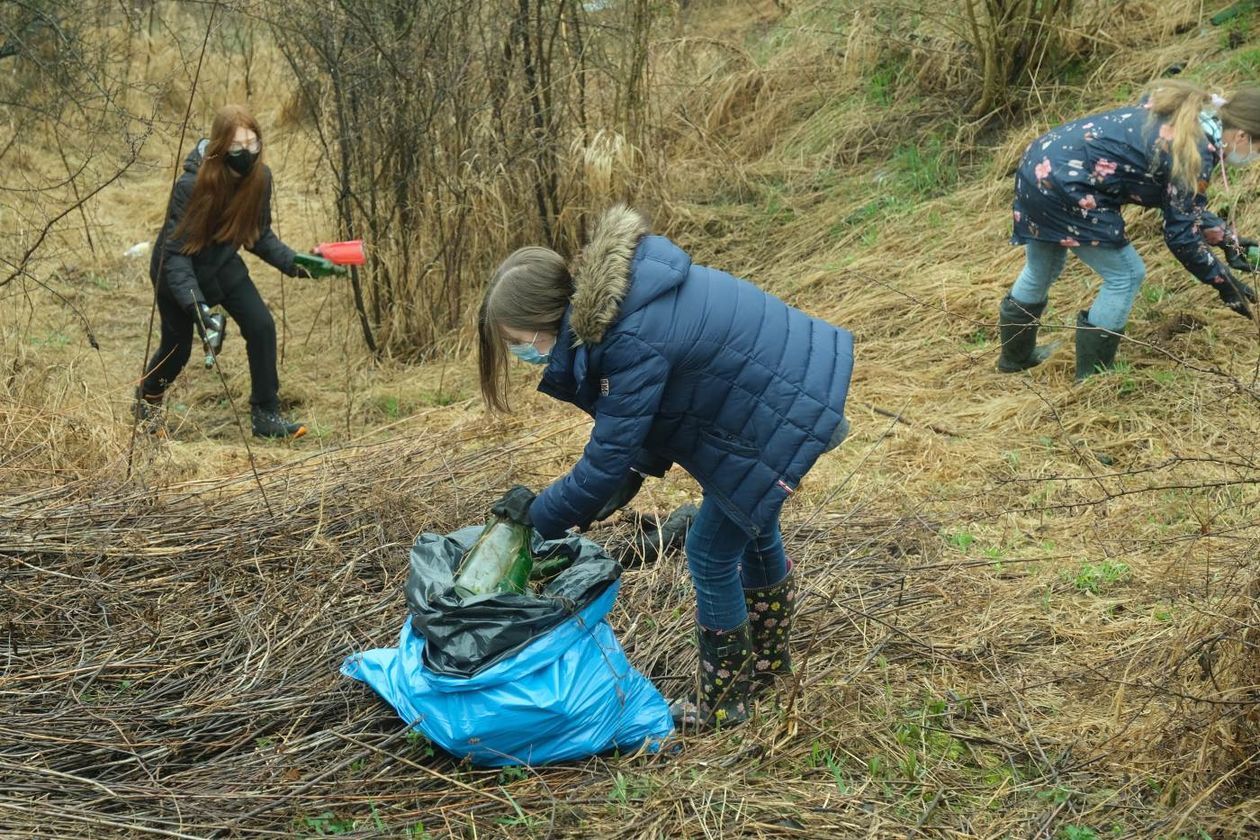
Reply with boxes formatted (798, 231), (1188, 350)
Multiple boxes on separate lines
(452, 515), (534, 597)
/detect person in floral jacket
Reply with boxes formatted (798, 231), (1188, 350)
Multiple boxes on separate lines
(997, 81), (1260, 380)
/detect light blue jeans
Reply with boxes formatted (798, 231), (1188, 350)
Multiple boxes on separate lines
(1009, 240), (1147, 331)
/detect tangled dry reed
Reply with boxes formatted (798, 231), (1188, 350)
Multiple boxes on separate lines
(2, 399), (1256, 837)
(1, 422), (937, 837)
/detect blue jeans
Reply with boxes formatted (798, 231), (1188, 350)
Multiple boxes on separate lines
(685, 498), (788, 631)
(1009, 240), (1147, 331)
(826, 416), (850, 451)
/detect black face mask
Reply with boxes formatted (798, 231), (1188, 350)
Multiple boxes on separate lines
(225, 149), (259, 176)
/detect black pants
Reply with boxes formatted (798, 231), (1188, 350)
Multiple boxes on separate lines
(142, 256), (280, 411)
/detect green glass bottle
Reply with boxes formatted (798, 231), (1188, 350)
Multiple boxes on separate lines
(452, 515), (534, 597)
(1248, 245), (1260, 265)
(1210, 1), (1257, 26)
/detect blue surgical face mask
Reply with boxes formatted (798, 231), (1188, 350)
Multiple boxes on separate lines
(1226, 132), (1260, 166)
(1227, 148), (1260, 166)
(508, 332), (550, 365)
(509, 343), (550, 365)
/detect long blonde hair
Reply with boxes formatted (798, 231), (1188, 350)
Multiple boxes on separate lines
(1146, 81), (1260, 191)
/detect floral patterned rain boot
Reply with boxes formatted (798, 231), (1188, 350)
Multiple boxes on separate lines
(669, 620), (755, 732)
(745, 567), (795, 690)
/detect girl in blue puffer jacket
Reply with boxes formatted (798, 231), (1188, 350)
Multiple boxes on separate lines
(477, 205), (854, 730)
(997, 81), (1260, 381)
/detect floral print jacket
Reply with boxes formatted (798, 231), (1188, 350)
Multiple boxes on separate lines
(1011, 103), (1233, 287)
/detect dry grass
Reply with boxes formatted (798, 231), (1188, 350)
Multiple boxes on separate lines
(2, 0), (1259, 837)
(0, 424), (944, 837)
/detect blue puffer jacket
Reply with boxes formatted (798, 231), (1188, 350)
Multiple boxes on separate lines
(529, 206), (855, 539)
(1010, 103), (1234, 288)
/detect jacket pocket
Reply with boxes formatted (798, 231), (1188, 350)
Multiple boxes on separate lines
(700, 427), (758, 457)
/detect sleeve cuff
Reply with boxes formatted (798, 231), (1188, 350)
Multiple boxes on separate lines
(631, 450), (671, 477)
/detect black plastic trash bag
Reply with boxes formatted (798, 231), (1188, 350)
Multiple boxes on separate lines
(405, 525), (620, 678)
(343, 524), (673, 766)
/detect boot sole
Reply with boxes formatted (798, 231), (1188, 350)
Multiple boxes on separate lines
(996, 359), (1044, 373)
(253, 424), (308, 440)
(1074, 367), (1116, 383)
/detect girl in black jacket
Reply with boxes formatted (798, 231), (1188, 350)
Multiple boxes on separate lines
(137, 104), (339, 438)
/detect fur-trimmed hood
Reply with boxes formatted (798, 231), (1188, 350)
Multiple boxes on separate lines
(532, 204), (854, 542)
(569, 205), (651, 345)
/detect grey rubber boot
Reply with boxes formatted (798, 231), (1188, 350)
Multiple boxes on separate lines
(997, 295), (1055, 372)
(669, 620), (754, 732)
(1074, 311), (1123, 382)
(744, 568), (794, 690)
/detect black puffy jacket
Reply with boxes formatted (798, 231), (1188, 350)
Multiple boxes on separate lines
(150, 139), (298, 310)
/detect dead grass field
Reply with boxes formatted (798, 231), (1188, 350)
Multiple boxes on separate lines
(2, 1), (1257, 837)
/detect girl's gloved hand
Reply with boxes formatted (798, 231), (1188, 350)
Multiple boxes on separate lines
(1221, 235), (1259, 273)
(491, 485), (536, 526)
(593, 470), (644, 522)
(192, 303), (226, 345)
(1216, 273), (1257, 318)
(293, 253), (347, 278)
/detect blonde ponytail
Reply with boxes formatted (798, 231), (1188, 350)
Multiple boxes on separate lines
(1145, 80), (1213, 192)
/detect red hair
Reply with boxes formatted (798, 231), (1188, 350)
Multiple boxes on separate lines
(175, 104), (268, 253)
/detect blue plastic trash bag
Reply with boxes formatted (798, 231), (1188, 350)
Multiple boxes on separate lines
(341, 526), (673, 767)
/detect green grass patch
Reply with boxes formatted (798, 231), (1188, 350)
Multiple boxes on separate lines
(299, 811), (356, 835)
(376, 394), (402, 418)
(965, 328), (991, 349)
(1068, 560), (1131, 594)
(1057, 826), (1099, 840)
(28, 331), (71, 347)
(404, 729), (436, 758)
(866, 59), (901, 105)
(607, 770), (658, 805)
(892, 135), (959, 198)
(497, 765), (528, 785)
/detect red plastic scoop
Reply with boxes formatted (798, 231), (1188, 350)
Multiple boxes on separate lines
(313, 239), (366, 266)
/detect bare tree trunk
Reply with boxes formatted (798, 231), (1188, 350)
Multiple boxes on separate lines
(265, 0), (663, 356)
(963, 0), (1075, 117)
